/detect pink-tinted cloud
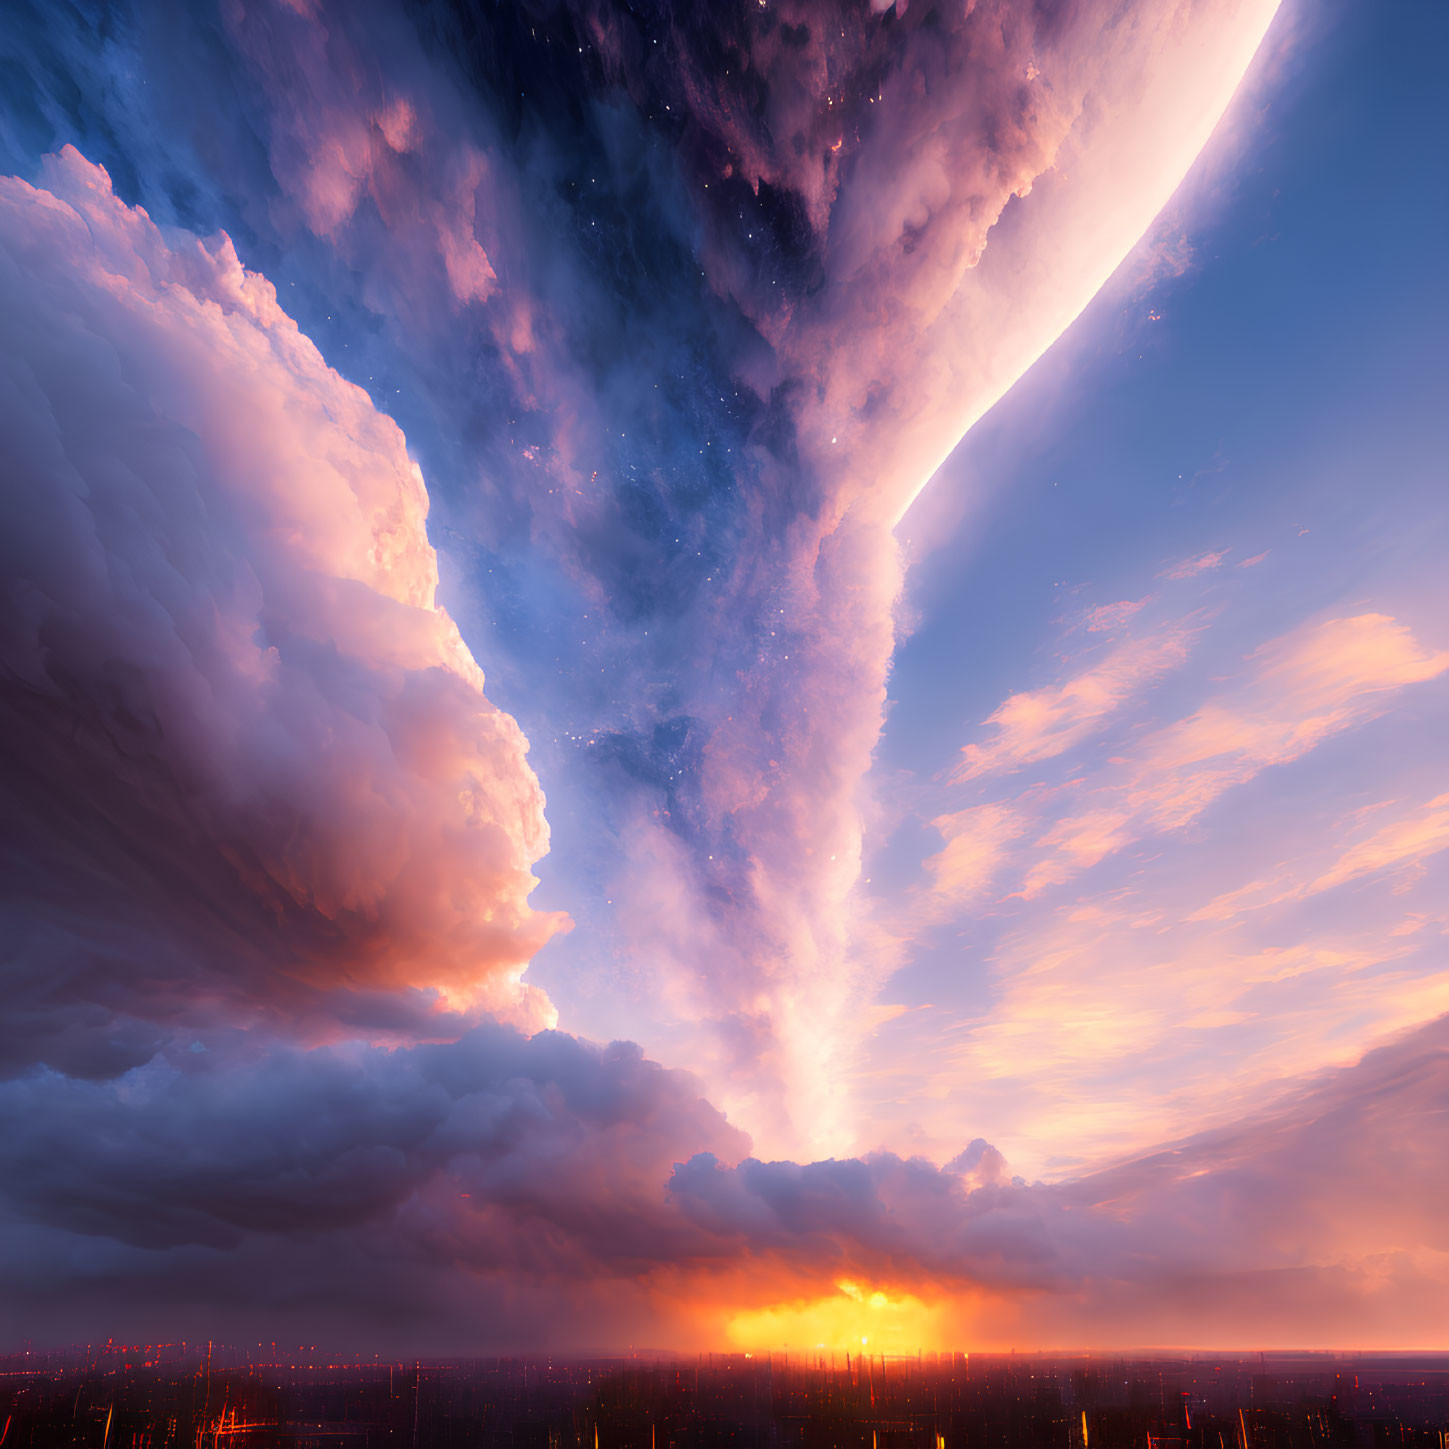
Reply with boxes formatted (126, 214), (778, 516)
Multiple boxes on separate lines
(1159, 547), (1230, 579)
(1020, 612), (1448, 897)
(1192, 790), (1449, 923)
(1310, 791), (1449, 894)
(922, 891), (1449, 1173)
(927, 803), (1031, 905)
(907, 609), (1446, 923)
(951, 625), (1194, 784)
(0, 149), (566, 1075)
(2, 0), (1440, 1360)
(227, 3), (500, 308)
(854, 599), (1449, 1176)
(604, 0), (1284, 1152)
(1082, 597), (1152, 633)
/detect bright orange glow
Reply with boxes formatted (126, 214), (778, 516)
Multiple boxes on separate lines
(724, 1280), (951, 1354)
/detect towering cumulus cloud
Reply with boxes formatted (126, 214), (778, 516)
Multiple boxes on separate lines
(0, 148), (566, 1079)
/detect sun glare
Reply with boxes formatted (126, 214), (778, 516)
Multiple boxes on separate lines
(725, 1281), (950, 1355)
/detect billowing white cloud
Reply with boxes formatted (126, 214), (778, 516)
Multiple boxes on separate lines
(0, 148), (566, 1078)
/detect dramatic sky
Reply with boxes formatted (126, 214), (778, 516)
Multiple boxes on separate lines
(0, 0), (1444, 1352)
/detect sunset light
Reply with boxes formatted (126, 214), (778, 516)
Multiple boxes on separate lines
(725, 1283), (952, 1357)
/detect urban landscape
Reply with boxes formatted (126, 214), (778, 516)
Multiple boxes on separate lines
(3, 1348), (1446, 1449)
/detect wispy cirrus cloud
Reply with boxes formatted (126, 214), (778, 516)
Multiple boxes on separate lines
(949, 623), (1196, 784)
(1015, 611), (1448, 897)
(1191, 790), (1449, 923)
(919, 609), (1448, 911)
(851, 584), (1449, 1176)
(1158, 547), (1230, 579)
(1311, 792), (1449, 893)
(1082, 597), (1152, 633)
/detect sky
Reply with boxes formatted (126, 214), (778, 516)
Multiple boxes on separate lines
(0, 0), (1444, 1353)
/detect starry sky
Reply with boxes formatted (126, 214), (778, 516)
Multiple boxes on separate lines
(0, 0), (1444, 1353)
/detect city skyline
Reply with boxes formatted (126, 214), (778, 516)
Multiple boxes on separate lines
(3, 1346), (1447, 1448)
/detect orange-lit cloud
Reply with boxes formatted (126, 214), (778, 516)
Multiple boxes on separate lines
(907, 610), (1447, 918)
(951, 626), (1195, 784)
(1309, 791), (1449, 894)
(661, 1019), (1449, 1352)
(1191, 791), (1449, 923)
(0, 149), (567, 1066)
(18, 0), (1438, 1364)
(1019, 612), (1448, 897)
(854, 598), (1449, 1178)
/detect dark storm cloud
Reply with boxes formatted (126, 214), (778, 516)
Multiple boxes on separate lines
(0, 1025), (745, 1350)
(0, 1025), (743, 1255)
(0, 1003), (1442, 1347)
